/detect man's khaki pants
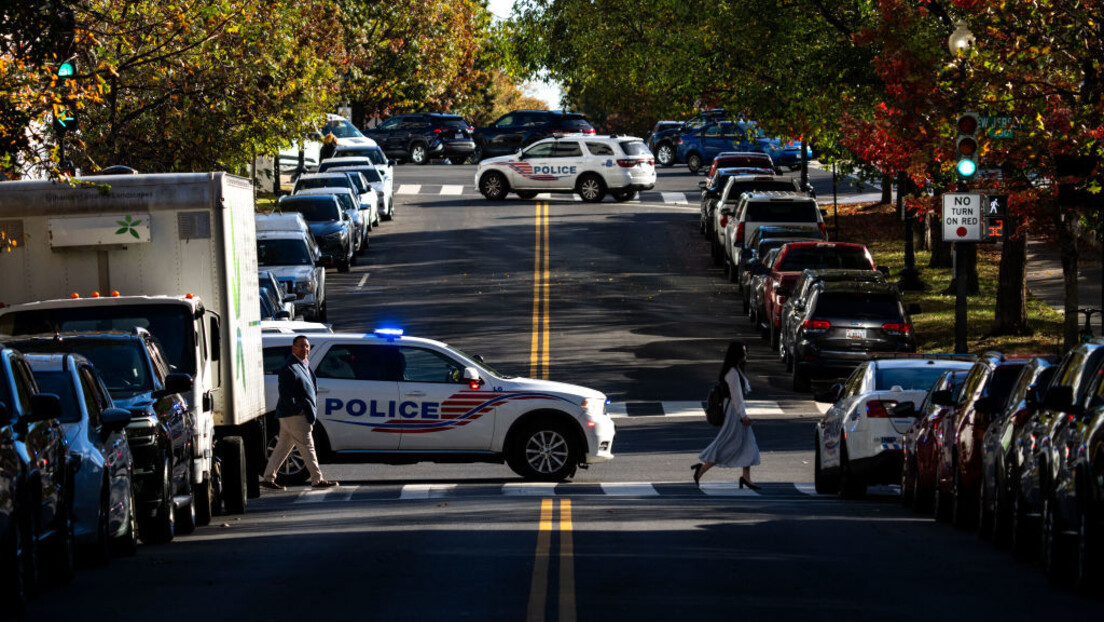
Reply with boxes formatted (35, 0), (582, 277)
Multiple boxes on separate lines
(262, 414), (324, 485)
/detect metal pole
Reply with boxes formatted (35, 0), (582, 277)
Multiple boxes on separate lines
(832, 162), (839, 241)
(955, 242), (968, 353)
(898, 171), (923, 289)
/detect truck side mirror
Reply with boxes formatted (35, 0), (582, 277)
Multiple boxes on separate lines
(931, 390), (954, 406)
(28, 393), (62, 423)
(101, 407), (133, 433)
(156, 373), (194, 398)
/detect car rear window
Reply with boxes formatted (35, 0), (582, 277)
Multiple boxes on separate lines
(778, 246), (872, 271)
(812, 292), (901, 319)
(437, 118), (469, 131)
(988, 365), (1027, 404)
(296, 176), (351, 192)
(718, 156), (771, 168)
(746, 201), (818, 222)
(280, 198), (341, 222)
(875, 366), (957, 392)
(619, 140), (649, 156)
(560, 116), (593, 131)
(726, 181), (797, 198)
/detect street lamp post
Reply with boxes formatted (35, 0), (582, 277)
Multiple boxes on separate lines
(898, 171), (924, 290)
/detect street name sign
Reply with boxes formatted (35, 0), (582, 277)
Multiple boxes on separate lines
(942, 193), (984, 242)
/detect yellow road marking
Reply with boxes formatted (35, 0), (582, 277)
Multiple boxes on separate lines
(526, 498), (577, 622)
(530, 201), (550, 379)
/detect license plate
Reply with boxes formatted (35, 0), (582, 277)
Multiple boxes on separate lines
(845, 328), (865, 339)
(455, 133), (464, 139)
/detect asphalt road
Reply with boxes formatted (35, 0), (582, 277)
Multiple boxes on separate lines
(14, 161), (1096, 621)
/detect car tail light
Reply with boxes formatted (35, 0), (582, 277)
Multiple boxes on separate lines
(802, 319), (831, 332)
(819, 222), (827, 238)
(735, 222), (745, 244)
(719, 215), (728, 229)
(867, 400), (897, 418)
(617, 158), (641, 168)
(433, 128), (442, 133)
(678, 137), (684, 144)
(882, 322), (912, 335)
(583, 128), (595, 134)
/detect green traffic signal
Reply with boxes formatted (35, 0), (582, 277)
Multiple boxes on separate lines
(956, 158), (978, 177)
(57, 62), (75, 78)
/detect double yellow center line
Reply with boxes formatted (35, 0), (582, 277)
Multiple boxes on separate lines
(530, 201), (551, 379)
(527, 498), (575, 622)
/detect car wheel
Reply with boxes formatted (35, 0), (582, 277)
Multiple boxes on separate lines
(141, 458), (175, 545)
(194, 474), (213, 527)
(783, 343), (793, 372)
(1011, 490), (1038, 561)
(317, 300), (328, 323)
(725, 260), (739, 284)
(1075, 504), (1101, 595)
(266, 432), (311, 486)
(792, 362), (810, 393)
(611, 189), (637, 202)
(516, 190), (538, 200)
(900, 455), (914, 508)
(769, 319), (780, 349)
(45, 499), (75, 585)
(710, 238), (723, 266)
(479, 171), (509, 201)
(410, 143), (429, 165)
(838, 440), (865, 498)
(576, 174), (606, 203)
(1041, 495), (1073, 582)
(933, 462), (951, 523)
(813, 436), (837, 494)
(111, 485), (139, 557)
(175, 467), (197, 536)
(656, 143), (675, 167)
(86, 483), (112, 567)
(2, 513), (30, 613)
(977, 476), (993, 540)
(470, 145), (484, 163)
(507, 419), (579, 482)
(951, 469), (975, 530)
(742, 296), (749, 316)
(687, 153), (703, 174)
(219, 436), (248, 515)
(449, 156), (467, 165)
(991, 469), (1013, 548)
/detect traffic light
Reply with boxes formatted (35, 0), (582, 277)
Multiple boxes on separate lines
(955, 113), (979, 179)
(52, 7), (78, 137)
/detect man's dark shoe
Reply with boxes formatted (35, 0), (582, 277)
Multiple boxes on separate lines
(260, 480), (286, 491)
(312, 480), (339, 489)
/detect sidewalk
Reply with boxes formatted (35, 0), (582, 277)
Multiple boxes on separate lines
(1026, 239), (1104, 334)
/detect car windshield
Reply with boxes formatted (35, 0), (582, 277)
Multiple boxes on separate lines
(746, 201), (818, 222)
(30, 371), (81, 423)
(813, 292), (900, 319)
(258, 239), (312, 266)
(321, 119), (364, 139)
(875, 366), (960, 392)
(0, 306), (194, 375)
(66, 342), (152, 398)
(619, 140), (649, 156)
(280, 199), (340, 222)
(333, 147), (387, 165)
(778, 247), (871, 271)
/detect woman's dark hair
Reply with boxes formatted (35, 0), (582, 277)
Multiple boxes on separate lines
(719, 341), (748, 381)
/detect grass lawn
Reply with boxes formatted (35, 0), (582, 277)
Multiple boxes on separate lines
(828, 201), (1065, 356)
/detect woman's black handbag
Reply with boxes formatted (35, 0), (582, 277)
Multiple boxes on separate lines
(704, 380), (729, 427)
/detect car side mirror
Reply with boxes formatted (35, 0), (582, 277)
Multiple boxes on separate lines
(749, 262), (769, 276)
(27, 393), (62, 423)
(1025, 385), (1042, 408)
(931, 389), (954, 407)
(907, 303), (922, 315)
(698, 181), (707, 190)
(101, 407), (133, 433)
(973, 396), (1000, 416)
(1043, 385), (1077, 414)
(814, 383), (843, 404)
(156, 373), (194, 398)
(462, 367), (484, 388)
(283, 292), (298, 303)
(275, 309), (292, 320)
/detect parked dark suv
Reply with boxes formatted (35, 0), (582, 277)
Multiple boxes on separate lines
(472, 110), (595, 161)
(363, 113), (475, 165)
(787, 281), (920, 391)
(650, 108), (729, 167)
(0, 344), (70, 607)
(7, 331), (195, 545)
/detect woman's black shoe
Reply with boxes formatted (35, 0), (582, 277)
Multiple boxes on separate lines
(739, 477), (760, 490)
(691, 463), (702, 486)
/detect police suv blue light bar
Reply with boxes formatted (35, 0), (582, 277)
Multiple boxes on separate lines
(374, 327), (404, 340)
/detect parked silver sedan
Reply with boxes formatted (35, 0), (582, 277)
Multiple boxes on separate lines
(26, 353), (138, 563)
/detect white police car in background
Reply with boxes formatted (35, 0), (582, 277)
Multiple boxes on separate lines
(261, 328), (615, 482)
(475, 135), (656, 203)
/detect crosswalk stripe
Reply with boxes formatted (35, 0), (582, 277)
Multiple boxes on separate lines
(440, 185), (463, 195)
(600, 482), (659, 496)
(793, 483), (818, 496)
(698, 482), (760, 497)
(397, 184), (421, 195)
(502, 482), (558, 496)
(296, 489), (332, 503)
(400, 483), (457, 499)
(661, 192), (688, 204)
(607, 400), (784, 419)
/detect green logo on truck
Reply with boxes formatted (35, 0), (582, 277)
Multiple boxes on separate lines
(115, 215), (142, 239)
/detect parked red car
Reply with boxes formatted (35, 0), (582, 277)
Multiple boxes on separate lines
(900, 368), (968, 512)
(933, 353), (1033, 528)
(757, 241), (877, 348)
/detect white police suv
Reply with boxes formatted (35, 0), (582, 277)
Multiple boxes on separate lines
(261, 328), (615, 482)
(475, 135), (656, 203)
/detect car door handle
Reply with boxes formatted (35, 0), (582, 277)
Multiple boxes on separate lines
(404, 391), (426, 397)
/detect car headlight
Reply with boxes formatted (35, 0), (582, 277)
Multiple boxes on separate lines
(582, 397), (608, 418)
(294, 281), (313, 295)
(325, 231), (343, 241)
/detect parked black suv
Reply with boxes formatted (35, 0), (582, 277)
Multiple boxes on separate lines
(650, 108), (729, 167)
(0, 344), (70, 607)
(786, 281), (920, 391)
(7, 331), (195, 545)
(363, 113), (475, 165)
(472, 110), (595, 161)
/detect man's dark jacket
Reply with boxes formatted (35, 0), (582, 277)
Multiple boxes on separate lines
(276, 354), (318, 424)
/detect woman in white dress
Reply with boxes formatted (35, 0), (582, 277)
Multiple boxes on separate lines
(692, 341), (761, 488)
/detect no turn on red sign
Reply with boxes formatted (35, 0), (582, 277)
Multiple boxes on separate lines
(942, 193), (985, 242)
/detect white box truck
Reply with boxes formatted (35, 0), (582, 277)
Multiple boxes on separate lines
(0, 172), (267, 516)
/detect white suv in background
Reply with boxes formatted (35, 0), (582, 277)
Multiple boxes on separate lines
(475, 135), (656, 203)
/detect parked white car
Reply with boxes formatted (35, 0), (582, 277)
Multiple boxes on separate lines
(475, 135), (656, 203)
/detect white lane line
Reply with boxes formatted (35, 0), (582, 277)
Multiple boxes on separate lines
(698, 482), (760, 497)
(397, 184), (421, 195)
(793, 483), (818, 496)
(600, 482), (659, 497)
(357, 274), (369, 288)
(399, 484), (457, 499)
(296, 489), (332, 503)
(502, 482), (558, 496)
(661, 192), (688, 204)
(607, 401), (784, 419)
(440, 185), (464, 195)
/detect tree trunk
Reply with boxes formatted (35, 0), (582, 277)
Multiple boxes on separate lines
(928, 211), (953, 268)
(993, 224), (1030, 335)
(881, 174), (893, 204)
(1058, 212), (1081, 349)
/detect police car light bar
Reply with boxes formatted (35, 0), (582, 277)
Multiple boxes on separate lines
(374, 327), (404, 340)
